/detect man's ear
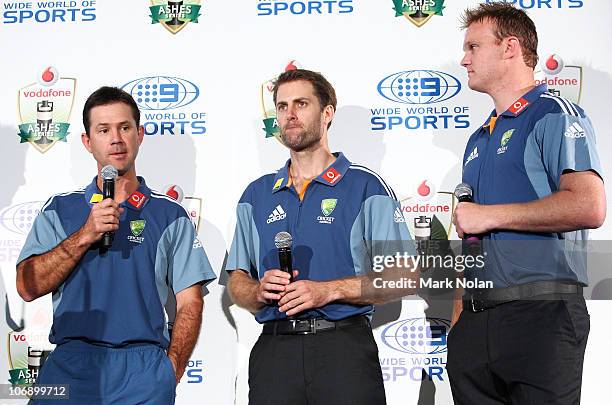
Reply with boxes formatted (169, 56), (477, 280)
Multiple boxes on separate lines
(81, 132), (92, 153)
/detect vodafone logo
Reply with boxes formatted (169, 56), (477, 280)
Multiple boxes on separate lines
(128, 191), (146, 209)
(542, 54), (564, 75)
(323, 167), (341, 184)
(414, 180), (436, 202)
(164, 184), (184, 203)
(509, 98), (529, 115)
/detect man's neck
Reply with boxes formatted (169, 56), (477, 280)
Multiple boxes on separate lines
(96, 170), (140, 203)
(489, 70), (536, 116)
(288, 145), (336, 190)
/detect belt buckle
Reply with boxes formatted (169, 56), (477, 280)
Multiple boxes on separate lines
(294, 318), (316, 335)
(470, 296), (485, 312)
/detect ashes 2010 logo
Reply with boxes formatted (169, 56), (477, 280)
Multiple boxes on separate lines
(17, 67), (76, 153)
(391, 0), (445, 27)
(260, 60), (299, 140)
(149, 0), (202, 34)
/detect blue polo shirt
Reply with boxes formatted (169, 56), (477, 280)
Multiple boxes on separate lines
(17, 177), (216, 348)
(462, 84), (603, 288)
(225, 152), (415, 323)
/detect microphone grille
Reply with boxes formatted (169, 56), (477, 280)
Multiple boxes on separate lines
(454, 182), (473, 199)
(101, 165), (118, 181)
(274, 231), (292, 249)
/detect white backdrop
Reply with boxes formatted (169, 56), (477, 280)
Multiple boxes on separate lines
(1, 1), (611, 404)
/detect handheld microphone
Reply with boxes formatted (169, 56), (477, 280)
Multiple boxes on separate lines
(101, 165), (118, 248)
(274, 231), (294, 283)
(454, 183), (482, 259)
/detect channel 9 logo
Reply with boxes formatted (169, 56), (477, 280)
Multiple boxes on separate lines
(381, 317), (450, 355)
(121, 76), (200, 110)
(377, 70), (461, 104)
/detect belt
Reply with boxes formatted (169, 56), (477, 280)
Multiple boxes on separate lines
(262, 315), (370, 335)
(463, 280), (583, 313)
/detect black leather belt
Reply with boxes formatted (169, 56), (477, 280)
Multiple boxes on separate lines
(463, 280), (583, 313)
(262, 315), (370, 335)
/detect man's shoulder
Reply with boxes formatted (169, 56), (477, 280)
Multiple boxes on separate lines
(533, 92), (586, 120)
(41, 188), (86, 213)
(345, 164), (397, 201)
(147, 190), (190, 218)
(239, 172), (279, 203)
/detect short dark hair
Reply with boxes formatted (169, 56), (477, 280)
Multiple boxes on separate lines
(460, 2), (538, 68)
(82, 86), (140, 135)
(272, 69), (337, 129)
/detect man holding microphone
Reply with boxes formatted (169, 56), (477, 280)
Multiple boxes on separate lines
(16, 87), (216, 404)
(226, 68), (415, 405)
(449, 3), (605, 404)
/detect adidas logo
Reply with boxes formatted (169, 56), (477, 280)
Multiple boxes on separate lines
(266, 205), (287, 224)
(564, 122), (585, 138)
(464, 146), (478, 167)
(394, 207), (406, 223)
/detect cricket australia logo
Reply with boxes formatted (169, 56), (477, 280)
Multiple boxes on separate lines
(17, 66), (76, 153)
(149, 1), (202, 34)
(128, 220), (146, 243)
(391, 0), (445, 27)
(497, 129), (514, 155)
(317, 198), (337, 224)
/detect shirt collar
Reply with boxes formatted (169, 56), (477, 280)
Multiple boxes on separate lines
(84, 175), (152, 211)
(271, 152), (352, 193)
(482, 83), (548, 129)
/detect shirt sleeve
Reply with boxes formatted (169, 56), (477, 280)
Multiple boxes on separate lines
(350, 180), (416, 276)
(166, 216), (217, 294)
(538, 112), (603, 186)
(17, 198), (67, 265)
(225, 199), (260, 278)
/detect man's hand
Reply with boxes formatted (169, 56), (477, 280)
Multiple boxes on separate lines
(79, 199), (124, 246)
(278, 271), (336, 316)
(257, 269), (293, 303)
(453, 202), (496, 238)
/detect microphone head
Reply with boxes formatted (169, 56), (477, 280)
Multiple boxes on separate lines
(454, 182), (473, 200)
(274, 231), (292, 249)
(101, 165), (118, 181)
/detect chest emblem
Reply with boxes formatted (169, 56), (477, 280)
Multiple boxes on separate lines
(497, 129), (515, 155)
(128, 220), (146, 243)
(318, 199), (337, 224)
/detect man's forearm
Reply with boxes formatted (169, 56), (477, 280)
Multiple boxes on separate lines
(491, 193), (595, 232)
(328, 267), (418, 306)
(167, 299), (203, 382)
(17, 227), (91, 301)
(227, 271), (265, 313)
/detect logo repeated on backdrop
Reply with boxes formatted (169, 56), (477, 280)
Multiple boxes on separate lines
(163, 184), (203, 232)
(0, 201), (42, 264)
(535, 54), (583, 104)
(257, 0), (353, 16)
(378, 317), (450, 382)
(1, 0), (96, 24)
(371, 70), (470, 131)
(149, 0), (201, 34)
(399, 180), (455, 240)
(17, 67), (76, 153)
(261, 60), (300, 140)
(122, 76), (207, 136)
(487, 0), (583, 9)
(391, 0), (445, 27)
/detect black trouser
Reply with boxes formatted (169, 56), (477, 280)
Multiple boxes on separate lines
(447, 295), (589, 405)
(248, 322), (386, 405)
